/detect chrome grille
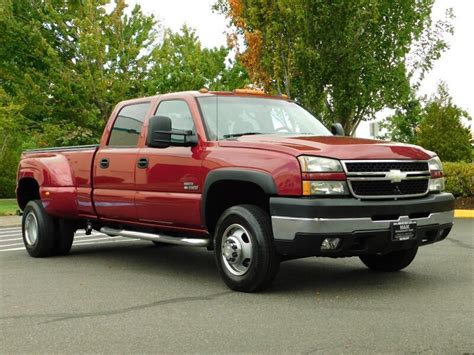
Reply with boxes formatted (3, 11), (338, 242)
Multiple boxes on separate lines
(342, 160), (430, 199)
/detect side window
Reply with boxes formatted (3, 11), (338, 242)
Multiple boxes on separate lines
(156, 100), (194, 131)
(108, 102), (150, 147)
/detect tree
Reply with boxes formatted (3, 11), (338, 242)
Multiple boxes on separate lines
(0, 0), (250, 196)
(417, 83), (472, 162)
(147, 25), (249, 94)
(215, 0), (453, 135)
(0, 0), (158, 145)
(0, 89), (30, 198)
(379, 96), (423, 144)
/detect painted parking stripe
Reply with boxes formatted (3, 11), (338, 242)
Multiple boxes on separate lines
(0, 230), (103, 238)
(0, 226), (21, 233)
(0, 247), (25, 252)
(0, 237), (126, 250)
(0, 230), (22, 235)
(0, 237), (24, 243)
(0, 242), (25, 248)
(0, 234), (109, 243)
(0, 238), (140, 252)
(0, 234), (24, 238)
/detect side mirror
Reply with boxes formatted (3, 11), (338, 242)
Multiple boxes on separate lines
(331, 123), (345, 136)
(147, 116), (197, 148)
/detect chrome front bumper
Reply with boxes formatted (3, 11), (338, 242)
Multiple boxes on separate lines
(269, 193), (454, 257)
(271, 211), (454, 241)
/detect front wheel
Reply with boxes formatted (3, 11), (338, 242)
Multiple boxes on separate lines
(214, 205), (280, 292)
(360, 246), (418, 272)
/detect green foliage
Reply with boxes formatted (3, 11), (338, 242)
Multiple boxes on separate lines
(148, 26), (249, 93)
(379, 97), (423, 144)
(216, 0), (453, 134)
(0, 0), (249, 196)
(444, 162), (474, 197)
(0, 89), (27, 198)
(0, 0), (158, 144)
(416, 84), (472, 162)
(0, 0), (249, 146)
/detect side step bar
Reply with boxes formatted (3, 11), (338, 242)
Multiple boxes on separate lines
(100, 227), (210, 247)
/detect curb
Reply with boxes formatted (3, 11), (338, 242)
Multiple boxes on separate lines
(454, 209), (474, 219)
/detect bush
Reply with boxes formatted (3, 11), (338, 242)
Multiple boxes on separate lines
(444, 162), (474, 197)
(416, 84), (472, 162)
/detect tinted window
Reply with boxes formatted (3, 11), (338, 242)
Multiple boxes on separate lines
(108, 103), (150, 147)
(156, 100), (194, 131)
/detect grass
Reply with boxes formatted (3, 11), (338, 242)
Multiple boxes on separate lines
(0, 199), (18, 216)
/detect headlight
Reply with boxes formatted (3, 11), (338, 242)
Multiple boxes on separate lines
(298, 156), (343, 172)
(428, 156), (443, 172)
(428, 156), (444, 192)
(302, 181), (349, 195)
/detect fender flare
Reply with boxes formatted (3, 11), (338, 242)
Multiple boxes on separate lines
(201, 168), (278, 230)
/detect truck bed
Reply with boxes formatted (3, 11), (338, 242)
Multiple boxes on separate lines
(19, 144), (99, 219)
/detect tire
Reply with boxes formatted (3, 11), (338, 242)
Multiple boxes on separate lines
(52, 219), (76, 256)
(360, 246), (418, 272)
(22, 200), (56, 257)
(214, 205), (280, 292)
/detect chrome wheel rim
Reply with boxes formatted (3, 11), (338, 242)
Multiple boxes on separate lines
(24, 212), (39, 246)
(221, 224), (253, 276)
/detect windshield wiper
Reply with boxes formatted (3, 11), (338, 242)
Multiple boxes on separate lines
(223, 132), (266, 139)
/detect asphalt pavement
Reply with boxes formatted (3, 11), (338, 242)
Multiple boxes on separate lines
(1, 220), (473, 354)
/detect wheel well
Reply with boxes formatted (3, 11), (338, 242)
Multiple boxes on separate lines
(17, 178), (40, 210)
(205, 180), (269, 235)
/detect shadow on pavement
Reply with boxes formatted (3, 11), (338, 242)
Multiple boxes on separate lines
(62, 242), (445, 295)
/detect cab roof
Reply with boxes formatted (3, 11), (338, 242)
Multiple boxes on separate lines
(117, 90), (290, 106)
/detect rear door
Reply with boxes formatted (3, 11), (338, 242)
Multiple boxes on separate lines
(135, 99), (204, 230)
(93, 102), (151, 222)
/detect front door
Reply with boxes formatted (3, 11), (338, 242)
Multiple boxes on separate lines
(93, 102), (151, 222)
(135, 99), (204, 230)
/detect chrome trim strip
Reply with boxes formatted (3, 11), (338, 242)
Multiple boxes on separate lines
(347, 175), (429, 181)
(341, 160), (429, 173)
(271, 211), (454, 240)
(100, 227), (210, 247)
(345, 171), (430, 177)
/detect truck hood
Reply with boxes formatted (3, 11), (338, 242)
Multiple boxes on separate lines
(218, 135), (434, 160)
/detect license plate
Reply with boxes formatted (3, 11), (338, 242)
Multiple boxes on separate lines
(391, 221), (417, 241)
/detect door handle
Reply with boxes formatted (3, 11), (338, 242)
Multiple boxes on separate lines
(137, 158), (149, 169)
(99, 158), (109, 169)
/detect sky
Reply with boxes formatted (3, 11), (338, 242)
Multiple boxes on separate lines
(128, 0), (473, 136)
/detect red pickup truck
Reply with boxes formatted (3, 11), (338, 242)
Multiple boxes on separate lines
(17, 90), (454, 292)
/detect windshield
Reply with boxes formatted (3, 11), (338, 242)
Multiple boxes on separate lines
(197, 96), (331, 140)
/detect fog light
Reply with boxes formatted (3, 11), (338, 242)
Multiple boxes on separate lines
(321, 238), (341, 250)
(429, 177), (445, 192)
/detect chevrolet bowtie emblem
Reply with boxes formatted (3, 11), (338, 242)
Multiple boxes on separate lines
(385, 169), (407, 183)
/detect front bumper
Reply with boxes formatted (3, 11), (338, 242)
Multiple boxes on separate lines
(270, 193), (454, 257)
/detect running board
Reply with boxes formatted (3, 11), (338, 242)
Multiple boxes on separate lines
(100, 227), (210, 247)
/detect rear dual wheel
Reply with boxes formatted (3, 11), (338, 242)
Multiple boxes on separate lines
(22, 200), (76, 257)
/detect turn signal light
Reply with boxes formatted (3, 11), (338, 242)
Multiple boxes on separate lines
(233, 89), (266, 95)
